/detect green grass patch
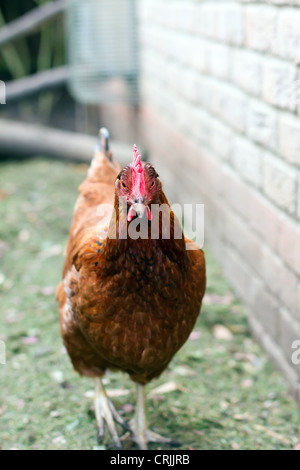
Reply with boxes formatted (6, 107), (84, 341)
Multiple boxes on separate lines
(0, 158), (299, 450)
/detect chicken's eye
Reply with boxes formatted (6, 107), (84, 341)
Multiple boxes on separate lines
(121, 181), (127, 189)
(150, 181), (155, 188)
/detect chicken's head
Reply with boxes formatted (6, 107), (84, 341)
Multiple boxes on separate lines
(116, 145), (161, 222)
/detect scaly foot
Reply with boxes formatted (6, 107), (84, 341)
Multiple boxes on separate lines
(130, 383), (180, 450)
(94, 377), (130, 449)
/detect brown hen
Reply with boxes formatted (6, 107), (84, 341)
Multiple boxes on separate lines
(56, 129), (206, 449)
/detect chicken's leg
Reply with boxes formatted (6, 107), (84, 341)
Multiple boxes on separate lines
(94, 377), (129, 449)
(131, 383), (179, 450)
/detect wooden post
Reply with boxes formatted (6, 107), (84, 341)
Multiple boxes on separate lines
(0, 118), (133, 165)
(6, 66), (69, 102)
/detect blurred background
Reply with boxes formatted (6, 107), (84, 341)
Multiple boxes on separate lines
(0, 0), (299, 450)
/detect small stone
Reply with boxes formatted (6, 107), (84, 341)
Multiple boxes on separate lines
(213, 324), (233, 341)
(51, 370), (64, 384)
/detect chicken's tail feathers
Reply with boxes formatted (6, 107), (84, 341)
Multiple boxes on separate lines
(94, 127), (113, 162)
(88, 128), (120, 180)
(99, 127), (110, 154)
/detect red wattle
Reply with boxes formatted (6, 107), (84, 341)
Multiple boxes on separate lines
(127, 206), (135, 222)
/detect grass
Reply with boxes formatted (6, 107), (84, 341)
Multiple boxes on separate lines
(0, 157), (299, 450)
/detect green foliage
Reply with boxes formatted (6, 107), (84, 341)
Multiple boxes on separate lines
(0, 159), (299, 450)
(0, 1), (65, 77)
(0, 1), (65, 119)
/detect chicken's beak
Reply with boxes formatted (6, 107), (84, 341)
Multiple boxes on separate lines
(127, 197), (152, 222)
(132, 203), (146, 218)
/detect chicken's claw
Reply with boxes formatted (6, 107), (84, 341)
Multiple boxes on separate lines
(131, 426), (181, 450)
(94, 377), (129, 449)
(145, 430), (181, 447)
(130, 384), (180, 450)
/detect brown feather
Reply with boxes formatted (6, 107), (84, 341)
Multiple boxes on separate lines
(57, 146), (206, 385)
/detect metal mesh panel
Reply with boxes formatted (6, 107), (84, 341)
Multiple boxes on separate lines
(67, 0), (139, 104)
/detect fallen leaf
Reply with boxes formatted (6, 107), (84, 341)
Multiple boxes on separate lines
(153, 394), (164, 401)
(173, 365), (196, 377)
(213, 324), (233, 341)
(189, 331), (201, 341)
(241, 379), (253, 388)
(233, 412), (253, 421)
(107, 389), (130, 398)
(52, 436), (66, 445)
(149, 381), (185, 398)
(85, 388), (129, 399)
(254, 425), (290, 445)
(231, 442), (240, 450)
(262, 400), (277, 409)
(220, 401), (229, 410)
(203, 293), (234, 305)
(234, 352), (256, 362)
(122, 404), (134, 413)
(21, 336), (38, 345)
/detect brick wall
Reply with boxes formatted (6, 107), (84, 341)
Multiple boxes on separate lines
(137, 0), (300, 401)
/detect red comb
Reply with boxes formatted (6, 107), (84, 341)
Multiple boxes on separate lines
(132, 145), (143, 173)
(130, 144), (147, 200)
